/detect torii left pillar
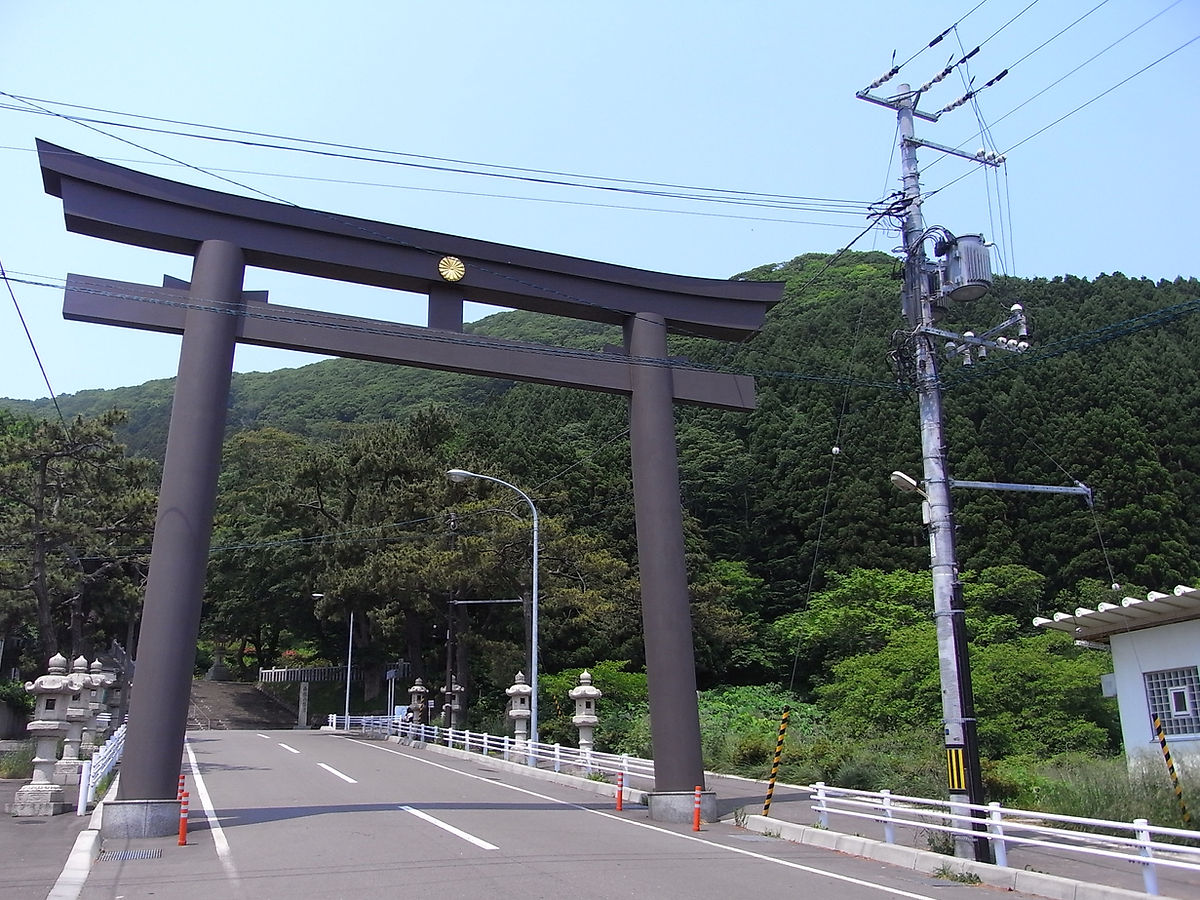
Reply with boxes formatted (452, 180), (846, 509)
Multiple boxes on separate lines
(116, 241), (245, 809)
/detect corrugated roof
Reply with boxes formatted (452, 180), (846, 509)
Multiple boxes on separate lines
(1033, 585), (1200, 642)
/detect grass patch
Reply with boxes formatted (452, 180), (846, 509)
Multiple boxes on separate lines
(1012, 754), (1197, 838)
(0, 743), (34, 779)
(933, 864), (981, 884)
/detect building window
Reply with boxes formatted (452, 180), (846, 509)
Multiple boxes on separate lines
(1144, 667), (1200, 737)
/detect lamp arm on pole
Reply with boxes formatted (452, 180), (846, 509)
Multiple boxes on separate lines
(446, 469), (540, 744)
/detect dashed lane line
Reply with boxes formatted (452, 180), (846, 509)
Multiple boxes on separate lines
(317, 762), (358, 783)
(401, 805), (499, 850)
(353, 739), (948, 900)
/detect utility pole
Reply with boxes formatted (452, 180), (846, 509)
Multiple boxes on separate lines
(862, 70), (1094, 862)
(866, 82), (994, 862)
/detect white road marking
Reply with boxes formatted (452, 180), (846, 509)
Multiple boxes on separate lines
(354, 740), (944, 900)
(318, 762), (357, 783)
(185, 739), (238, 880)
(401, 805), (499, 850)
(256, 733), (270, 739)
(278, 743), (300, 754)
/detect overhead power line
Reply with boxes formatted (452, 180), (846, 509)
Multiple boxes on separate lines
(0, 256), (66, 428)
(0, 92), (875, 214)
(924, 27), (1199, 199)
(0, 143), (875, 231)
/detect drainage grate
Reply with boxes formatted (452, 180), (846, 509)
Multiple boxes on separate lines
(97, 848), (164, 862)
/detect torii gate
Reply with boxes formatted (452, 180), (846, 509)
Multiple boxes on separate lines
(37, 141), (782, 819)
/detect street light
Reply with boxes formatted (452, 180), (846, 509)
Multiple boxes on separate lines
(314, 593), (353, 731)
(446, 468), (539, 743)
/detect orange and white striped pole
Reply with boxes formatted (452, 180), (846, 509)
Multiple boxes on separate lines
(177, 773), (186, 798)
(692, 785), (702, 832)
(616, 772), (624, 811)
(178, 791), (189, 846)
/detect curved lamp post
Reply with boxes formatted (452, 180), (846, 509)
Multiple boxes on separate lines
(447, 469), (539, 744)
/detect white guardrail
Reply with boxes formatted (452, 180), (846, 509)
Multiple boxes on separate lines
(810, 781), (1200, 896)
(77, 723), (126, 815)
(326, 715), (656, 783)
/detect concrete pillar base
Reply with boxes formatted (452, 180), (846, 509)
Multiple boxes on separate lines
(8, 782), (68, 816)
(54, 759), (82, 785)
(100, 799), (182, 837)
(646, 790), (716, 824)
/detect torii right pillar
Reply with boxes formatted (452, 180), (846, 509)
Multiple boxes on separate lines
(627, 312), (715, 822)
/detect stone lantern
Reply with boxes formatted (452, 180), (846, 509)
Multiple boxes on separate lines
(506, 672), (533, 748)
(55, 656), (103, 785)
(83, 660), (117, 751)
(569, 670), (603, 753)
(206, 638), (231, 682)
(9, 654), (77, 815)
(408, 678), (428, 725)
(449, 680), (466, 729)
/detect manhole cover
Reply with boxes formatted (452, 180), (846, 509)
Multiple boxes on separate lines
(98, 848), (164, 862)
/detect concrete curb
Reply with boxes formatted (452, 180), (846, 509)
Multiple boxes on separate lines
(742, 815), (1156, 900)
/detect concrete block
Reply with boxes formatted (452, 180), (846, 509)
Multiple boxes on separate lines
(646, 790), (717, 823)
(1012, 868), (1079, 900)
(965, 862), (1018, 892)
(100, 799), (180, 837)
(869, 841), (924, 869)
(835, 834), (871, 857)
(801, 825), (840, 849)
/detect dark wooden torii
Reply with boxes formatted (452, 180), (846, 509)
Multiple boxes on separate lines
(37, 140), (783, 806)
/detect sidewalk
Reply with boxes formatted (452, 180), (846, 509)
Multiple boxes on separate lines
(0, 778), (90, 900)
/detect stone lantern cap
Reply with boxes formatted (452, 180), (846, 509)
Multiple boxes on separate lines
(569, 670), (602, 701)
(26, 653), (98, 696)
(25, 653), (105, 726)
(408, 678), (428, 697)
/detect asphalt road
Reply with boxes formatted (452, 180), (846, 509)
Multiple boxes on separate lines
(79, 731), (1052, 900)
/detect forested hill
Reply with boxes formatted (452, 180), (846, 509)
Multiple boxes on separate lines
(4, 251), (1198, 602)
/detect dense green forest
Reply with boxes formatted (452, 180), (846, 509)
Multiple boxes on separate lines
(2, 251), (1197, 804)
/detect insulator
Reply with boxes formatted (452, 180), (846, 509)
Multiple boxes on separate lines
(864, 65), (900, 90)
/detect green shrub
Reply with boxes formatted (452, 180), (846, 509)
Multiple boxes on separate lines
(0, 681), (34, 715)
(1020, 754), (1196, 833)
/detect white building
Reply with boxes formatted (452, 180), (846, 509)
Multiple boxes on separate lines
(1035, 585), (1200, 773)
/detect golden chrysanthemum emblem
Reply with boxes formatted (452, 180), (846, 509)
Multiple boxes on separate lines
(438, 256), (466, 282)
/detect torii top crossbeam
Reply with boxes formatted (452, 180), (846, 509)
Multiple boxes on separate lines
(37, 140), (781, 341)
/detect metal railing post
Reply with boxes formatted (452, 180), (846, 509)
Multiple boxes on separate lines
(1135, 818), (1159, 895)
(77, 759), (93, 816)
(881, 789), (896, 844)
(987, 802), (1008, 868)
(815, 782), (829, 829)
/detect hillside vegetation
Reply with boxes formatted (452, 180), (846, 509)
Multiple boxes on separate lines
(2, 251), (1197, 811)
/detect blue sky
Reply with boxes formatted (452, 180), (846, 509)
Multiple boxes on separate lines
(1, 1), (1196, 400)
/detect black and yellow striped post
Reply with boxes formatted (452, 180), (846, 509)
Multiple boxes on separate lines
(1153, 716), (1192, 826)
(946, 745), (967, 792)
(762, 706), (790, 817)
